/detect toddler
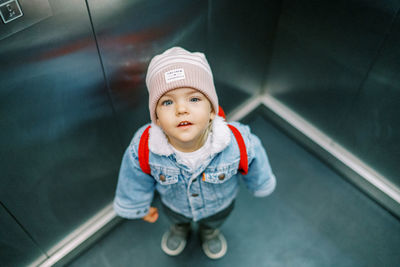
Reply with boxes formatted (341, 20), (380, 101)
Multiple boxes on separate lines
(113, 47), (276, 259)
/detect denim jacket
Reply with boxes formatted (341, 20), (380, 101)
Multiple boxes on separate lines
(113, 116), (276, 221)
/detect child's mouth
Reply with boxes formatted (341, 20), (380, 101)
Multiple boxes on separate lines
(178, 121), (192, 127)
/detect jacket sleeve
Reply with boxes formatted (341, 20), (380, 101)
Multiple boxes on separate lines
(113, 131), (156, 219)
(237, 124), (276, 197)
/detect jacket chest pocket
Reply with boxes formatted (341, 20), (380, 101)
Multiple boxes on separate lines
(151, 167), (180, 185)
(202, 162), (238, 184)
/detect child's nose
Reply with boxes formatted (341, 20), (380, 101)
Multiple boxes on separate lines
(175, 102), (188, 115)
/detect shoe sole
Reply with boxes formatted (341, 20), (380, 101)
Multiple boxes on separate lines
(202, 233), (227, 260)
(161, 231), (187, 256)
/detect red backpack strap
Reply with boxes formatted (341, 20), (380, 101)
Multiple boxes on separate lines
(138, 125), (151, 174)
(227, 124), (249, 175)
(218, 106), (226, 119)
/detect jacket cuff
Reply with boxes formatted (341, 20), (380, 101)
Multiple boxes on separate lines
(253, 175), (277, 197)
(113, 199), (151, 219)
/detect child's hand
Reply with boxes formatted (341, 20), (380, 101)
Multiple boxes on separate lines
(142, 206), (159, 223)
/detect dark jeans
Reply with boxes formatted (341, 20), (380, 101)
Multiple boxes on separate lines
(161, 201), (235, 230)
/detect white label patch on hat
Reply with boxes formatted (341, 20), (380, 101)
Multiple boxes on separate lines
(165, 68), (185, 83)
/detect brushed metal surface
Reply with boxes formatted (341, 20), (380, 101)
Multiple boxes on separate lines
(0, 0), (52, 40)
(338, 12), (400, 187)
(208, 0), (281, 96)
(0, 202), (47, 266)
(266, 0), (400, 187)
(0, 0), (122, 262)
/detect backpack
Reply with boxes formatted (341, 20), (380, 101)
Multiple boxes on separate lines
(138, 107), (248, 175)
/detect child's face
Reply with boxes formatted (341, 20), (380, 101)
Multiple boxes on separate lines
(155, 87), (215, 152)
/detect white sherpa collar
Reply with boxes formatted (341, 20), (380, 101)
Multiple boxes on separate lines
(148, 115), (231, 156)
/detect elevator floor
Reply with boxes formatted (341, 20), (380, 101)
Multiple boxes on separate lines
(67, 111), (400, 267)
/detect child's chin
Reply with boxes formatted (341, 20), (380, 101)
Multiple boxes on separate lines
(177, 138), (197, 145)
(176, 137), (201, 147)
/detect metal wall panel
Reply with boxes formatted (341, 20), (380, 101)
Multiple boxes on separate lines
(0, 203), (46, 267)
(87, 0), (209, 145)
(208, 0), (281, 111)
(266, 0), (400, 185)
(339, 12), (400, 186)
(0, 0), (53, 40)
(0, 0), (122, 260)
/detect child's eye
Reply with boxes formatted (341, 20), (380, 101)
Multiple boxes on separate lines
(161, 100), (173, 106)
(190, 97), (201, 102)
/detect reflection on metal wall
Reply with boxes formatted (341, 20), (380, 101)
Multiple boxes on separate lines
(0, 0), (122, 265)
(208, 0), (281, 112)
(266, 1), (400, 187)
(87, 0), (209, 145)
(208, 0), (280, 96)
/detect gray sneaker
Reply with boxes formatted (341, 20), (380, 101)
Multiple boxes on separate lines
(200, 228), (227, 259)
(161, 224), (191, 256)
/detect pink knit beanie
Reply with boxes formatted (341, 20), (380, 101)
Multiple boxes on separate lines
(145, 47), (218, 123)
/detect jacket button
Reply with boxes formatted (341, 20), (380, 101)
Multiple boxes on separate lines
(218, 174), (225, 180)
(192, 193), (199, 197)
(159, 174), (166, 182)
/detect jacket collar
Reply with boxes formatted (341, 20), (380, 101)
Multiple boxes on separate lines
(148, 115), (231, 157)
